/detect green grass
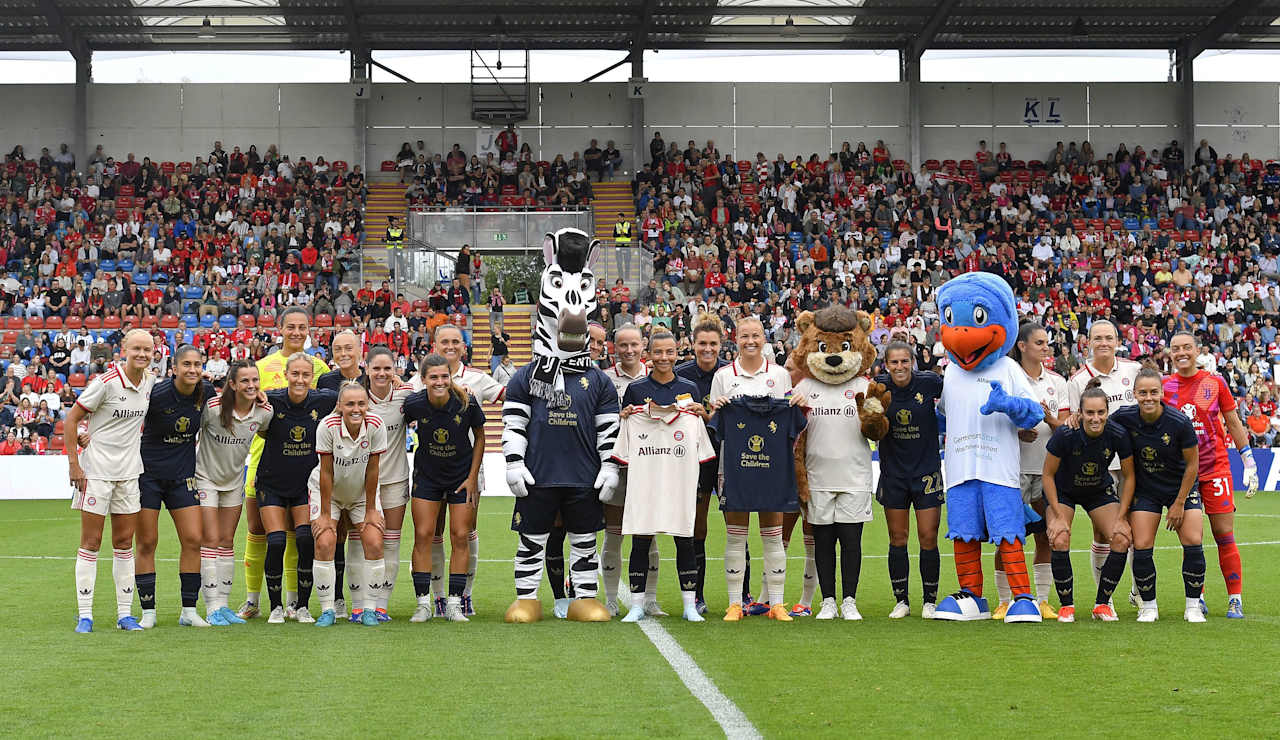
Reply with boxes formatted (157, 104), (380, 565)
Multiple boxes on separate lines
(5, 496), (1280, 738)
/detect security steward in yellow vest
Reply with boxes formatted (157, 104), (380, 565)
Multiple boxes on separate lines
(386, 216), (405, 250)
(612, 213), (632, 246)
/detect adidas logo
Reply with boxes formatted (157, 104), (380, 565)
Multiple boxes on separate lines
(222, 580), (233, 586)
(725, 569), (742, 574)
(205, 582), (217, 589)
(682, 581), (697, 590)
(123, 587), (133, 594)
(349, 584), (360, 591)
(638, 433), (649, 440)
(268, 584), (282, 592)
(317, 585), (330, 591)
(79, 588), (92, 595)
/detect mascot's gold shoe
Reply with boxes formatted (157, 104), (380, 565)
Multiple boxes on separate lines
(566, 598), (612, 622)
(504, 599), (544, 623)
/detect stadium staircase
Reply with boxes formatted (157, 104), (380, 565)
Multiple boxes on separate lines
(360, 181), (403, 285)
(468, 305), (534, 449)
(590, 181), (639, 289)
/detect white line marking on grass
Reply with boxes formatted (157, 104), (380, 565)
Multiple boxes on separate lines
(637, 619), (762, 740)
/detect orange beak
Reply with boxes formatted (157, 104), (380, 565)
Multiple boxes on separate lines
(940, 324), (1006, 371)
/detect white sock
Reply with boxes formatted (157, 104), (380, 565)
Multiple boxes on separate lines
(1090, 542), (1110, 585)
(801, 535), (817, 608)
(995, 570), (1011, 603)
(465, 530), (479, 598)
(430, 535), (445, 599)
(76, 548), (98, 618)
(602, 527), (623, 604)
(381, 530), (401, 610)
(1034, 562), (1052, 602)
(200, 547), (219, 613)
(112, 548), (135, 619)
(1233, 594), (1243, 605)
(644, 538), (660, 603)
(725, 526), (748, 606)
(314, 560), (336, 612)
(216, 549), (235, 612)
(681, 590), (697, 611)
(366, 558), (385, 613)
(761, 526), (786, 606)
(347, 532), (365, 608)
(1186, 597), (1201, 611)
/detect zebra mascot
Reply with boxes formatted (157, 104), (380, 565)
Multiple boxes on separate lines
(502, 228), (621, 623)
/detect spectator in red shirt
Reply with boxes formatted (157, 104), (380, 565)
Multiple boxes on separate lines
(703, 262), (727, 300)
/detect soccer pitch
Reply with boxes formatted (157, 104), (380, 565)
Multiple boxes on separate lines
(6, 497), (1280, 738)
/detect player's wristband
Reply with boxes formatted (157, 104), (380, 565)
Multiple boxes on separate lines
(1240, 446), (1255, 466)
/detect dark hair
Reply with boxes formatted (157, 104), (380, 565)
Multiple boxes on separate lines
(1135, 365), (1164, 389)
(1009, 322), (1045, 364)
(420, 353), (470, 408)
(173, 344), (205, 405)
(220, 360), (255, 431)
(1079, 376), (1109, 411)
(649, 329), (676, 345)
(884, 340), (914, 364)
(279, 305), (310, 324)
(1169, 330), (1197, 347)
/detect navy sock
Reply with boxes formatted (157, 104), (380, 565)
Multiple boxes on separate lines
(294, 525), (314, 610)
(136, 571), (157, 610)
(836, 522), (863, 600)
(448, 573), (466, 598)
(1096, 550), (1128, 605)
(743, 543), (753, 601)
(675, 536), (697, 592)
(179, 571), (200, 609)
(920, 548), (940, 604)
(629, 535), (653, 595)
(546, 527), (566, 600)
(412, 571), (431, 598)
(265, 531), (287, 609)
(812, 525), (837, 600)
(334, 545), (345, 601)
(693, 538), (707, 602)
(888, 545), (909, 604)
(1050, 550), (1073, 607)
(1133, 547), (1157, 603)
(1182, 545), (1206, 599)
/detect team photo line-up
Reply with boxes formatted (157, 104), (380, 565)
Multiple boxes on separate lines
(67, 276), (1258, 631)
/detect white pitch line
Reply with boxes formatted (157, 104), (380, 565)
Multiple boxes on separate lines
(637, 619), (762, 740)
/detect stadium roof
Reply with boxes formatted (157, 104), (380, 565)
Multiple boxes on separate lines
(2, 0), (1279, 55)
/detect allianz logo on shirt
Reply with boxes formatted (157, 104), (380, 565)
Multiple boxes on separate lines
(636, 444), (686, 458)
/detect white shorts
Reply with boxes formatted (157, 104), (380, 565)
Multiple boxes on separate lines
(198, 487), (245, 509)
(1020, 474), (1044, 504)
(807, 490), (873, 526)
(309, 488), (380, 525)
(380, 480), (410, 510)
(72, 479), (141, 516)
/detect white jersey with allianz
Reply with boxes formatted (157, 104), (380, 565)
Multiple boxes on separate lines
(368, 383), (414, 484)
(939, 356), (1039, 490)
(74, 364), (155, 481)
(1067, 357), (1140, 470)
(608, 363), (648, 401)
(1019, 366), (1070, 474)
(307, 412), (388, 505)
(195, 397), (275, 490)
(794, 376), (874, 493)
(611, 406), (715, 537)
(710, 357), (792, 401)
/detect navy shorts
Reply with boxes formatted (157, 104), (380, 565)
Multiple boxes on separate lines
(876, 472), (945, 511)
(1058, 487), (1120, 513)
(1130, 489), (1203, 514)
(511, 486), (603, 535)
(256, 485), (308, 509)
(140, 475), (199, 511)
(413, 477), (467, 505)
(696, 459), (718, 500)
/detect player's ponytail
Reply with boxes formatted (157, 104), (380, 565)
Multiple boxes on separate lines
(1135, 365), (1163, 389)
(1079, 376), (1108, 411)
(220, 360), (254, 431)
(692, 311), (724, 340)
(1010, 322), (1042, 363)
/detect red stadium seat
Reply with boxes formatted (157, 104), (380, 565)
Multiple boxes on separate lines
(71, 373), (87, 388)
(737, 160), (751, 174)
(84, 316), (103, 329)
(313, 313), (333, 327)
(55, 420), (65, 435)
(332, 160), (348, 172)
(257, 314), (275, 329)
(924, 159), (941, 171)
(2, 330), (15, 344)
(891, 159), (907, 171)
(381, 160), (396, 172)
(141, 315), (158, 328)
(119, 185), (134, 196)
(1107, 219), (1124, 231)
(334, 313), (352, 327)
(103, 316), (122, 329)
(160, 161), (176, 174)
(160, 315), (179, 329)
(178, 162), (193, 173)
(44, 316), (62, 329)
(27, 316), (43, 329)
(239, 315), (256, 328)
(50, 435), (64, 452)
(4, 317), (22, 330)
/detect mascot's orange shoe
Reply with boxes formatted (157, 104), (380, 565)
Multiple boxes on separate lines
(767, 604), (794, 622)
(723, 604), (744, 622)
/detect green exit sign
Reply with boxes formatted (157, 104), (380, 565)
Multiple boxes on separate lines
(494, 232), (508, 241)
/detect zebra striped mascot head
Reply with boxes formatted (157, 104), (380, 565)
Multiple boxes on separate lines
(528, 228), (599, 401)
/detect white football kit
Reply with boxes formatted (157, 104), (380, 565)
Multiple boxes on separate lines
(195, 397), (275, 508)
(794, 375), (876, 525)
(368, 383), (414, 508)
(611, 405), (715, 537)
(307, 412), (388, 524)
(70, 365), (155, 516)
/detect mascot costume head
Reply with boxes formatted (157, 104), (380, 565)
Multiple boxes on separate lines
(932, 272), (1046, 624)
(502, 228), (618, 624)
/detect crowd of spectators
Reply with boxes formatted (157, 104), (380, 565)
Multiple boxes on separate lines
(621, 133), (1280, 448)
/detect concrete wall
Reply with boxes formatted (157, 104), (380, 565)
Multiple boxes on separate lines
(0, 81), (1276, 172)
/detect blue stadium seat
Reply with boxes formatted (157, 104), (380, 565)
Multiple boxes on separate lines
(57, 372), (67, 384)
(788, 231), (803, 243)
(133, 273), (149, 286)
(1122, 217), (1140, 231)
(184, 286), (203, 300)
(1142, 218), (1158, 229)
(200, 314), (216, 329)
(163, 330), (176, 346)
(218, 314), (236, 329)
(98, 259), (116, 272)
(880, 229), (894, 243)
(117, 260), (134, 273)
(153, 273), (168, 284)
(182, 314), (199, 327)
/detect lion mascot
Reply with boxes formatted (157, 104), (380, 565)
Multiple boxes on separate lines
(789, 306), (891, 618)
(501, 228), (620, 623)
(933, 272), (1046, 623)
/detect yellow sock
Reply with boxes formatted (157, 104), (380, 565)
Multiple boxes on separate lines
(244, 532), (267, 594)
(284, 531), (298, 593)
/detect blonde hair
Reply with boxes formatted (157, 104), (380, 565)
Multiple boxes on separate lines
(692, 311), (724, 339)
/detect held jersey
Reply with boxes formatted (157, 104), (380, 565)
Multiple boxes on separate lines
(874, 370), (943, 480)
(1162, 370), (1236, 481)
(611, 406), (715, 537)
(1045, 422), (1133, 497)
(794, 376), (874, 493)
(74, 364), (156, 481)
(256, 388), (338, 497)
(308, 412), (387, 505)
(939, 356), (1039, 491)
(403, 391), (486, 492)
(368, 383), (415, 485)
(1110, 403), (1198, 501)
(195, 396), (275, 491)
(710, 358), (791, 402)
(1019, 367), (1070, 475)
(502, 364), (620, 488)
(713, 396), (807, 512)
(140, 378), (217, 480)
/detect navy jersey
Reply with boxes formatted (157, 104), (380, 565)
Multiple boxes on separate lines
(503, 364), (621, 488)
(676, 358), (727, 444)
(256, 388), (338, 497)
(404, 390), (486, 492)
(317, 369), (368, 392)
(713, 396), (807, 512)
(1045, 422), (1133, 496)
(140, 378), (217, 480)
(622, 374), (700, 409)
(1110, 403), (1198, 501)
(874, 371), (943, 479)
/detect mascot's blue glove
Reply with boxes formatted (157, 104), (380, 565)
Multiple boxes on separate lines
(979, 380), (1044, 430)
(1023, 503), (1042, 526)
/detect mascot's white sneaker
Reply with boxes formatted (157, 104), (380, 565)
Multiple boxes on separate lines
(934, 591), (990, 621)
(921, 602), (937, 620)
(1003, 595), (1042, 624)
(815, 597), (838, 620)
(888, 601), (911, 619)
(553, 597), (572, 619)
